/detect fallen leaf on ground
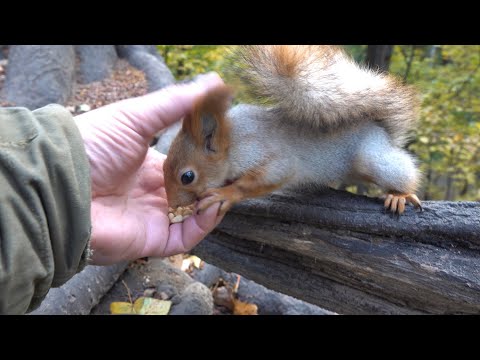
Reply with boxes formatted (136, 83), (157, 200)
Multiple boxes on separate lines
(110, 302), (136, 315)
(133, 297), (172, 315)
(110, 298), (171, 315)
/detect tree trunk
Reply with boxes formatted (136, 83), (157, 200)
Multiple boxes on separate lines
(4, 45), (76, 109)
(445, 174), (455, 200)
(191, 188), (480, 314)
(75, 45), (118, 84)
(366, 45), (394, 72)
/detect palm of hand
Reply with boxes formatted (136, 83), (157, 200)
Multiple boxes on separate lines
(90, 140), (170, 265)
(74, 74), (224, 265)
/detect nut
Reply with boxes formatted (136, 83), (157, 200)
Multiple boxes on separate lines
(168, 204), (195, 224)
(171, 215), (183, 223)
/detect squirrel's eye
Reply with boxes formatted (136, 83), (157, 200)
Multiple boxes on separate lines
(181, 171), (195, 185)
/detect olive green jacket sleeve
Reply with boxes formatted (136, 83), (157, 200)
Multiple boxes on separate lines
(0, 104), (92, 314)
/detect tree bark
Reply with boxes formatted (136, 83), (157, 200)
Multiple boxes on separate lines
(75, 45), (118, 84)
(366, 45), (394, 72)
(191, 188), (480, 314)
(4, 45), (76, 109)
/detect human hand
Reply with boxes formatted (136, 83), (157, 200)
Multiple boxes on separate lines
(74, 73), (225, 265)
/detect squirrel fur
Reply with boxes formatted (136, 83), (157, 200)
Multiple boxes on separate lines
(163, 45), (423, 216)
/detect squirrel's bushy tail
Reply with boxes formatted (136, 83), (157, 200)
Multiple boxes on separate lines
(233, 45), (419, 147)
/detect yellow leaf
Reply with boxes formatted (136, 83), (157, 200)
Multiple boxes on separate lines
(110, 302), (135, 315)
(419, 136), (429, 144)
(133, 297), (172, 315)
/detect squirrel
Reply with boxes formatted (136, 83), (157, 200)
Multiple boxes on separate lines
(163, 45), (423, 216)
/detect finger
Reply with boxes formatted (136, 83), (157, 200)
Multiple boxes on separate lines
(162, 202), (224, 256)
(112, 72), (225, 138)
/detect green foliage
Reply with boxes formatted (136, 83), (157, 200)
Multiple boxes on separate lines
(343, 45), (367, 63)
(157, 45), (231, 80)
(390, 45), (480, 201)
(158, 45), (480, 201)
(157, 45), (252, 104)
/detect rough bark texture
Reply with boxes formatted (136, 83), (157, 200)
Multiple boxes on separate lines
(30, 262), (128, 315)
(191, 263), (334, 315)
(191, 188), (480, 314)
(75, 45), (118, 83)
(4, 45), (75, 109)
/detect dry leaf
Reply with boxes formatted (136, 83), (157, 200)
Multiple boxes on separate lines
(110, 302), (135, 315)
(233, 299), (258, 315)
(110, 298), (171, 315)
(133, 297), (172, 315)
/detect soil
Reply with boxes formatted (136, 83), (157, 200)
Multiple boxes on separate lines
(67, 59), (148, 114)
(0, 58), (148, 111)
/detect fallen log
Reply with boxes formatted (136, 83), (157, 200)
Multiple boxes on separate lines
(192, 188), (480, 314)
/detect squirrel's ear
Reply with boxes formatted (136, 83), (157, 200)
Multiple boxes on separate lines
(182, 84), (232, 153)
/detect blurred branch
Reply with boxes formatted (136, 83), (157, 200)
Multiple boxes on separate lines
(366, 45), (393, 72)
(403, 45), (415, 81)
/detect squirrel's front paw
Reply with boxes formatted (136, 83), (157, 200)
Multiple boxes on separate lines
(197, 186), (242, 216)
(384, 193), (423, 215)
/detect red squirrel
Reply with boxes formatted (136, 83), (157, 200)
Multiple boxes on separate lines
(163, 45), (422, 216)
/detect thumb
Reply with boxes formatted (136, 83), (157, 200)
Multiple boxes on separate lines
(111, 72), (225, 138)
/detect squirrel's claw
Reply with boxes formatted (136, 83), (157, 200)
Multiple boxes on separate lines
(196, 187), (238, 216)
(384, 193), (423, 215)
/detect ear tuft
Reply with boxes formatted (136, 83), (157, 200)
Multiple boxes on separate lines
(182, 84), (233, 153)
